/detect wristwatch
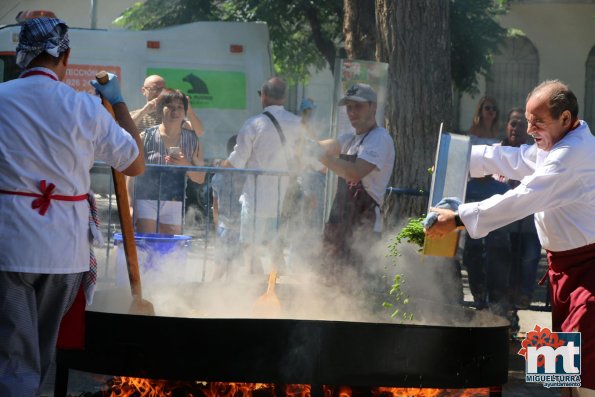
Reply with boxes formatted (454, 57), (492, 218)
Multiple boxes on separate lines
(454, 211), (464, 228)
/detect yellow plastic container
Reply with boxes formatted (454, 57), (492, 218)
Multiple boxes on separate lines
(423, 230), (460, 257)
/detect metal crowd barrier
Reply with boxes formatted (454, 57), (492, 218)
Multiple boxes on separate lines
(89, 162), (427, 285)
(91, 162), (292, 284)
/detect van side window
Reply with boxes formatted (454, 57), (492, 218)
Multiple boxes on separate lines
(0, 54), (20, 83)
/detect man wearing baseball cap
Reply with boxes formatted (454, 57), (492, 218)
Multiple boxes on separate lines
(307, 83), (395, 285)
(0, 17), (143, 396)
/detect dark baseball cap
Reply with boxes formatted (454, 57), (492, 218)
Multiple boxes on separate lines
(338, 83), (377, 106)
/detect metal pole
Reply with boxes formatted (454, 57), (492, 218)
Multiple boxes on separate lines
(90, 0), (98, 29)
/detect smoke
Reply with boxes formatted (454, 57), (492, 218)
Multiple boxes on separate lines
(90, 212), (506, 328)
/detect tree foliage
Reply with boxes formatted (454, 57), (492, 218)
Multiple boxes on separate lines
(114, 0), (507, 92)
(114, 0), (342, 84)
(218, 0), (342, 83)
(450, 0), (508, 95)
(114, 0), (217, 29)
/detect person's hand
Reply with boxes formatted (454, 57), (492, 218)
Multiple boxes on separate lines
(424, 207), (458, 239)
(165, 152), (191, 166)
(144, 97), (158, 113)
(90, 72), (125, 105)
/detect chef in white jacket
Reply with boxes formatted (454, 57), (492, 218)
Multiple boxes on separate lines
(426, 80), (595, 394)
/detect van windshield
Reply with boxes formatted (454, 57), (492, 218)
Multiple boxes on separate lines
(0, 53), (20, 82)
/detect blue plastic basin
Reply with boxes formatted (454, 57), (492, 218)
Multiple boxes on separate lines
(113, 233), (192, 285)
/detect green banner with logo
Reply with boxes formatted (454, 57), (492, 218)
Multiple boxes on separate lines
(147, 68), (246, 109)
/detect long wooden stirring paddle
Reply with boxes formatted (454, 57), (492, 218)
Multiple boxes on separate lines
(96, 71), (154, 316)
(253, 270), (282, 317)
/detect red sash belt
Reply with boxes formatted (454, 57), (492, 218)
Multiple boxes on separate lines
(0, 180), (88, 216)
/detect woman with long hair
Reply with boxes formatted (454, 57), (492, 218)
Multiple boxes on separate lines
(469, 96), (500, 140)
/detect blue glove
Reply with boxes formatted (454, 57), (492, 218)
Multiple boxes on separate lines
(422, 197), (462, 229)
(90, 72), (124, 105)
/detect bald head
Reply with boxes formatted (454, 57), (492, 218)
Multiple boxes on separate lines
(260, 77), (287, 106)
(527, 80), (578, 120)
(145, 75), (165, 87)
(142, 75), (166, 101)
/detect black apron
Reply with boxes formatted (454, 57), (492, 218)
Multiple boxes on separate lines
(322, 132), (379, 279)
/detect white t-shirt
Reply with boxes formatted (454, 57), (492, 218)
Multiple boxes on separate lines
(228, 105), (303, 217)
(459, 121), (595, 252)
(337, 126), (396, 207)
(0, 67), (139, 273)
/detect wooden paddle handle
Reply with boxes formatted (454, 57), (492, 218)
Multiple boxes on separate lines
(95, 71), (143, 299)
(111, 170), (143, 298)
(266, 271), (277, 295)
(96, 70), (110, 85)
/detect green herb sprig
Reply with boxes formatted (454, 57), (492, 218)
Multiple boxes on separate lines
(382, 217), (426, 321)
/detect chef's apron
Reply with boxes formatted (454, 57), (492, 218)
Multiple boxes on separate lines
(0, 179), (90, 349)
(546, 242), (595, 390)
(322, 132), (379, 280)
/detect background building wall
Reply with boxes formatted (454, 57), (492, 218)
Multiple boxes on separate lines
(458, 1), (595, 133)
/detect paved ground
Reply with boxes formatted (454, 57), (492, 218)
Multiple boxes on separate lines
(489, 259), (560, 397)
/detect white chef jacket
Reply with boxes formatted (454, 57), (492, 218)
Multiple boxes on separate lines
(0, 67), (139, 273)
(459, 121), (595, 252)
(228, 105), (303, 217)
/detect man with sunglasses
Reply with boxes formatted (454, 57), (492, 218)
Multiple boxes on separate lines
(130, 74), (204, 136)
(426, 80), (595, 394)
(130, 75), (166, 131)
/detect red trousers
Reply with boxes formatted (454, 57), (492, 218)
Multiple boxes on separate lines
(547, 242), (595, 389)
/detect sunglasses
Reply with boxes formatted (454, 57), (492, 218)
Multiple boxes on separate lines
(257, 90), (262, 97)
(143, 86), (163, 93)
(483, 105), (497, 112)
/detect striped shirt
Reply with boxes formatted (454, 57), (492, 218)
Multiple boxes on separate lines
(135, 126), (199, 201)
(130, 108), (162, 132)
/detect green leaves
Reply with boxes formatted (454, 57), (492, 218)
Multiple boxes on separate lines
(230, 0), (341, 83)
(382, 273), (413, 321)
(114, 0), (342, 84)
(114, 0), (217, 30)
(382, 218), (427, 322)
(450, 0), (509, 95)
(113, 0), (509, 100)
(389, 217), (426, 255)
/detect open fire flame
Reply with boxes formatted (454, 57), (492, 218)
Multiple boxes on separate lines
(98, 377), (490, 397)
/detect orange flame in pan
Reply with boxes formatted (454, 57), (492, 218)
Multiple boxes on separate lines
(105, 377), (489, 396)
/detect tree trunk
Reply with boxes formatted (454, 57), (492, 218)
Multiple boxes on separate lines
(376, 0), (452, 226)
(343, 0), (377, 60)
